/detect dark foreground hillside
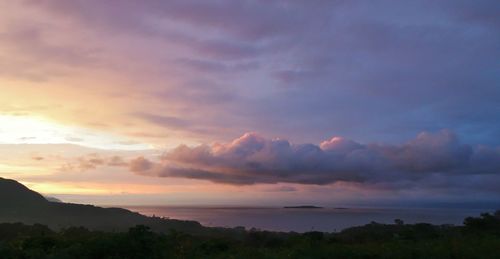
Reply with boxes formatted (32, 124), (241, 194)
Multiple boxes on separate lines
(1, 177), (499, 258)
(0, 212), (499, 259)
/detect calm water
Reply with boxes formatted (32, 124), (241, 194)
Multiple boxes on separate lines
(123, 206), (491, 232)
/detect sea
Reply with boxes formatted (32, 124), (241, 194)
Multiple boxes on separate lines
(122, 206), (493, 233)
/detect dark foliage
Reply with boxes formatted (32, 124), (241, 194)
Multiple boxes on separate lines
(0, 211), (499, 259)
(1, 177), (499, 258)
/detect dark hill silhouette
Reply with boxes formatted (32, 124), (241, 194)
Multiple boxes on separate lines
(0, 178), (48, 208)
(44, 196), (63, 203)
(0, 177), (213, 235)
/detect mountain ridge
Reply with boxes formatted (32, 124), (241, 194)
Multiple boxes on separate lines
(0, 177), (217, 235)
(0, 177), (48, 207)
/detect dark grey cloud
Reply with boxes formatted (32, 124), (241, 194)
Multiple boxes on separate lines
(129, 130), (500, 188)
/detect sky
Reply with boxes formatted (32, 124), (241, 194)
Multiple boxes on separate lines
(0, 0), (499, 207)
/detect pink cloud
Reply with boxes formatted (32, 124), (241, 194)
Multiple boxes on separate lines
(129, 130), (500, 186)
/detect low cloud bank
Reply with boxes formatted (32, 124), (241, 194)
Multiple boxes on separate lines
(60, 154), (128, 172)
(129, 130), (500, 185)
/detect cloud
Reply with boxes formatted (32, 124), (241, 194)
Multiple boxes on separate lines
(174, 58), (259, 74)
(0, 22), (98, 81)
(133, 112), (222, 136)
(61, 154), (129, 172)
(129, 130), (500, 186)
(264, 186), (298, 192)
(107, 156), (128, 167)
(134, 112), (191, 130)
(129, 156), (154, 173)
(65, 136), (84, 142)
(2, 0), (499, 147)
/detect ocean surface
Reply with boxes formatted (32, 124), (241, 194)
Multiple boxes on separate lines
(123, 206), (492, 232)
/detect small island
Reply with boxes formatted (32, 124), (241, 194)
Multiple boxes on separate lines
(284, 205), (324, 209)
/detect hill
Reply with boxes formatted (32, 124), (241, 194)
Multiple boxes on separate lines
(0, 178), (48, 208)
(0, 178), (211, 234)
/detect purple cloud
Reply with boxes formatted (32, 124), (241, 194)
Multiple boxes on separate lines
(129, 130), (500, 187)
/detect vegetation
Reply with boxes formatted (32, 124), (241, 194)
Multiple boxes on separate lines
(0, 211), (498, 258)
(1, 177), (499, 258)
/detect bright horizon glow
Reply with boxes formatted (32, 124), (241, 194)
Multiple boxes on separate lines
(0, 115), (151, 150)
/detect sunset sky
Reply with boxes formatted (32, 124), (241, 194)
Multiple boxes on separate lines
(1, 1), (499, 207)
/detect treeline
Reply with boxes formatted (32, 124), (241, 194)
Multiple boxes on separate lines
(0, 211), (499, 259)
